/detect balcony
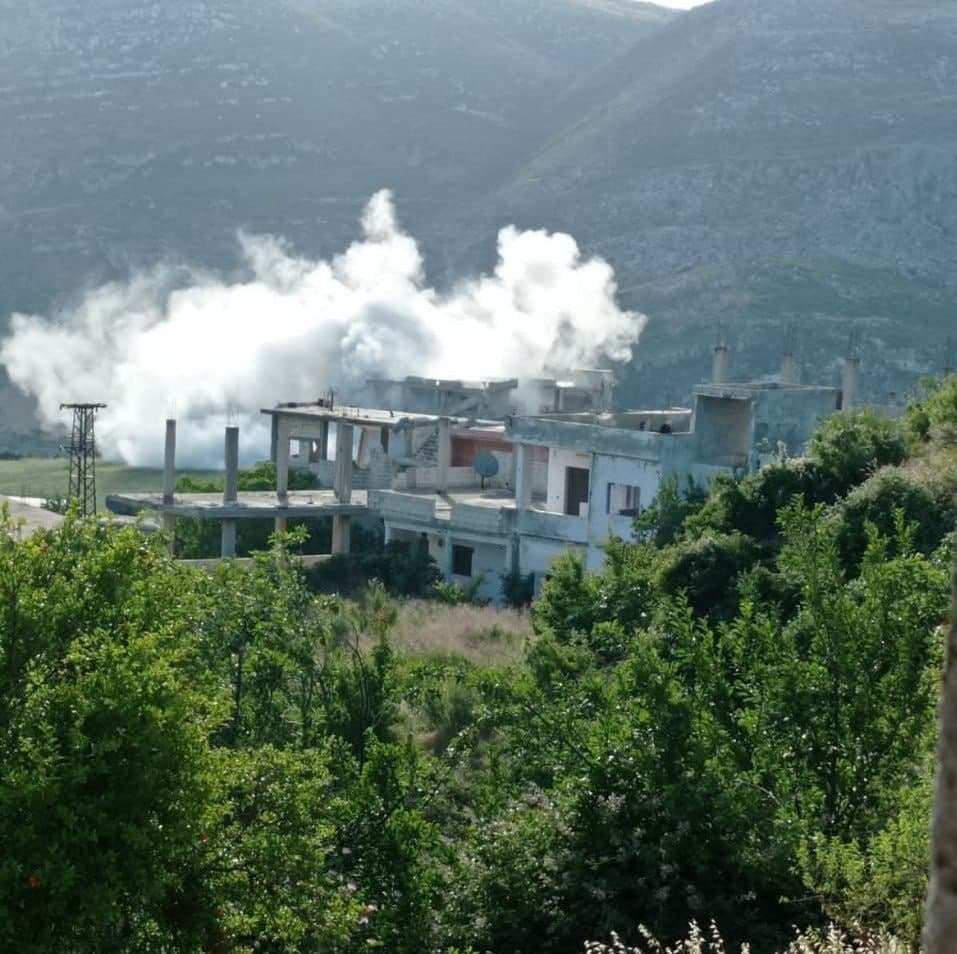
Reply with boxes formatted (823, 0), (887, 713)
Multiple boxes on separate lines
(517, 508), (588, 544)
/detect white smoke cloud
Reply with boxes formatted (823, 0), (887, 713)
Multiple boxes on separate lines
(0, 191), (645, 467)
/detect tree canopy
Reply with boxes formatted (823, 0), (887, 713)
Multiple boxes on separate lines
(2, 383), (955, 952)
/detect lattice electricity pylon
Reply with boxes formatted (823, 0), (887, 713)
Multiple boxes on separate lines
(60, 403), (107, 516)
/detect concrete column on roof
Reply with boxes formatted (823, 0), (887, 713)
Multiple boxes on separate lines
(842, 357), (860, 411)
(221, 425), (239, 558)
(162, 419), (177, 552)
(437, 418), (451, 493)
(163, 419), (177, 504)
(334, 423), (354, 504)
(514, 442), (533, 510)
(275, 418), (292, 503)
(712, 344), (729, 385)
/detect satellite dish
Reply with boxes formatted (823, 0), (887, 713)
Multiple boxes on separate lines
(473, 452), (499, 488)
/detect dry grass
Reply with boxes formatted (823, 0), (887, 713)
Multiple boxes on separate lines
(385, 599), (533, 666)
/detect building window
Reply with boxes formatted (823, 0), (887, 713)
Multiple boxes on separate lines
(452, 544), (474, 577)
(564, 466), (590, 516)
(607, 482), (640, 517)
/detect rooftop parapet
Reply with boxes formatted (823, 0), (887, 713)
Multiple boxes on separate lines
(506, 413), (693, 459)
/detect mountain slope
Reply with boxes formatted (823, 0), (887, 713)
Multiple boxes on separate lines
(0, 0), (672, 316)
(454, 0), (957, 401)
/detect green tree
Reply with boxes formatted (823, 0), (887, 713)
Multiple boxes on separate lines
(807, 408), (907, 493)
(633, 474), (708, 546)
(0, 516), (223, 951)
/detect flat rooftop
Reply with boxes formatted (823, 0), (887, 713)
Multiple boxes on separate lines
(694, 382), (840, 398)
(369, 375), (519, 392)
(261, 403), (502, 430)
(107, 489), (370, 520)
(1, 495), (65, 535)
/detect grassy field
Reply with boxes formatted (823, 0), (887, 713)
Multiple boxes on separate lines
(389, 600), (532, 666)
(0, 458), (222, 510)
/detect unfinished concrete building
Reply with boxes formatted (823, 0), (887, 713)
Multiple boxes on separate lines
(108, 360), (845, 601)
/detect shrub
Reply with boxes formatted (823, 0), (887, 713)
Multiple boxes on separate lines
(307, 540), (440, 597)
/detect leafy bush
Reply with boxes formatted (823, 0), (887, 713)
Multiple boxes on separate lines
(500, 568), (535, 608)
(656, 531), (763, 622)
(807, 409), (907, 492)
(432, 574), (488, 606)
(830, 467), (956, 571)
(905, 373), (957, 444)
(634, 474), (708, 546)
(307, 539), (441, 597)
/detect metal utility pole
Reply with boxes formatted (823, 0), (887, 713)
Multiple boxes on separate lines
(60, 403), (106, 516)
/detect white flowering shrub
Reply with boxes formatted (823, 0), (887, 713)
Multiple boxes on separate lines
(585, 921), (910, 954)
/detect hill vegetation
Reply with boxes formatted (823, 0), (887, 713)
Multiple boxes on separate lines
(0, 378), (954, 952)
(2, 0), (956, 448)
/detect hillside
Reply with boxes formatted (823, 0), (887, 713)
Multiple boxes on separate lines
(2, 0), (956, 447)
(0, 0), (671, 317)
(451, 0), (957, 403)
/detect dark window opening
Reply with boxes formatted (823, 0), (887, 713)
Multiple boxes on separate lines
(452, 544), (474, 577)
(564, 466), (590, 516)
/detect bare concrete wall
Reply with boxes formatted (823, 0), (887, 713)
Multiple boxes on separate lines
(693, 396), (752, 466)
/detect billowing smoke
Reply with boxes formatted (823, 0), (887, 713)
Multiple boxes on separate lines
(0, 191), (645, 466)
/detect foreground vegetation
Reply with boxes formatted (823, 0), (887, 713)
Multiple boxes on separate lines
(1, 377), (955, 953)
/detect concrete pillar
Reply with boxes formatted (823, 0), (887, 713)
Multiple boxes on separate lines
(514, 443), (533, 509)
(275, 419), (291, 502)
(221, 425), (239, 558)
(319, 420), (330, 461)
(162, 512), (176, 553)
(334, 423), (354, 503)
(712, 344), (729, 385)
(163, 419), (177, 503)
(510, 534), (521, 575)
(332, 515), (351, 554)
(274, 515), (288, 534)
(162, 418), (177, 554)
(357, 427), (372, 467)
(842, 357), (860, 411)
(437, 418), (451, 493)
(781, 352), (798, 385)
(224, 426), (239, 503)
(383, 522), (393, 545)
(221, 521), (237, 559)
(441, 531), (453, 579)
